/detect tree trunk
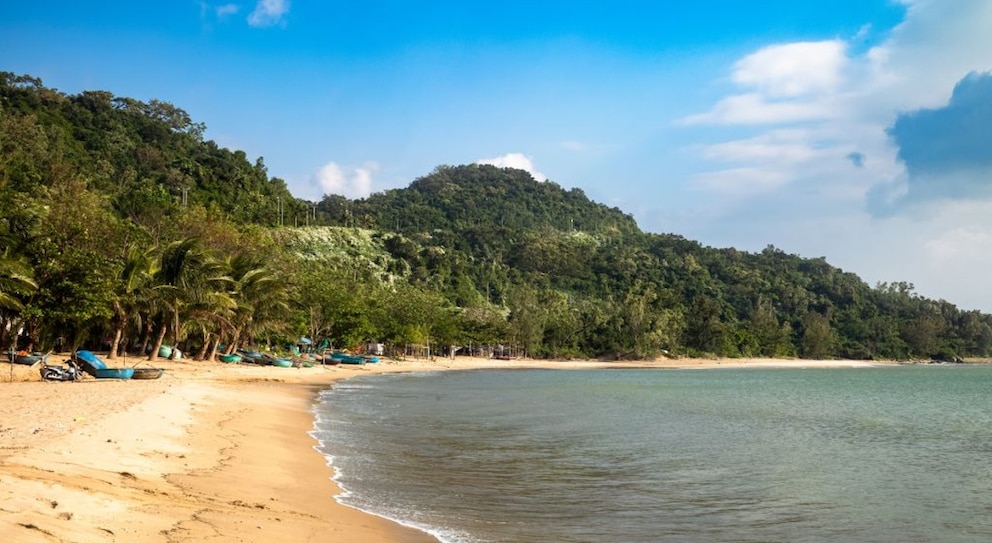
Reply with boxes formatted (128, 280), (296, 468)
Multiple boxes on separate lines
(138, 317), (153, 356)
(207, 336), (221, 362)
(108, 326), (124, 360)
(148, 323), (168, 361)
(228, 328), (242, 355)
(170, 306), (181, 360)
(195, 333), (211, 361)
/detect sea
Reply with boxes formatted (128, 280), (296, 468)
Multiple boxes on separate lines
(310, 366), (992, 543)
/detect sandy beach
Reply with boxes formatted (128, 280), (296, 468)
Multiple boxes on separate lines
(1, 354), (883, 542)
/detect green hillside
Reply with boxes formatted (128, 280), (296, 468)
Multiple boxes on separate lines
(2, 72), (990, 360)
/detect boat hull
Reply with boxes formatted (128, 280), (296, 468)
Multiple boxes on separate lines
(92, 368), (134, 379)
(12, 354), (46, 365)
(131, 368), (164, 379)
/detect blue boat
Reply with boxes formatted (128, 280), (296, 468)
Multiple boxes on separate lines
(237, 350), (268, 365)
(92, 367), (135, 379)
(9, 351), (49, 365)
(331, 351), (365, 365)
(270, 358), (294, 368)
(73, 350), (134, 379)
(219, 353), (242, 364)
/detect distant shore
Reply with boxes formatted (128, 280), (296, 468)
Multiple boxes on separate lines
(0, 353), (927, 542)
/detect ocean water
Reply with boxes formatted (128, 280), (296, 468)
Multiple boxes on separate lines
(311, 366), (992, 542)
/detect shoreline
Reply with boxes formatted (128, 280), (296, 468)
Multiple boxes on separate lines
(0, 355), (905, 542)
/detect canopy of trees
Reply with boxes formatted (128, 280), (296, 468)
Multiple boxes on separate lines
(3, 72), (990, 361)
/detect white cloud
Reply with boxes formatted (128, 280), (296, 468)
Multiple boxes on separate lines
(684, 0), (992, 200)
(681, 93), (835, 125)
(924, 226), (992, 264)
(692, 167), (792, 194)
(733, 41), (848, 98)
(865, 0), (992, 110)
(248, 0), (289, 28)
(476, 153), (548, 182)
(698, 129), (818, 164)
(314, 161), (377, 198)
(215, 3), (239, 18)
(680, 41), (848, 126)
(675, 0), (992, 310)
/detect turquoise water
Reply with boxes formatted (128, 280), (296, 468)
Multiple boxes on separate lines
(311, 366), (992, 542)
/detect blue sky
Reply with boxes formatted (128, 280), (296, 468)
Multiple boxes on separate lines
(4, 1), (992, 311)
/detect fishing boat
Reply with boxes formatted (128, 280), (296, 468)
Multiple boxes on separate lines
(73, 350), (133, 379)
(131, 367), (164, 379)
(330, 351), (365, 365)
(219, 353), (242, 364)
(10, 351), (49, 365)
(271, 358), (293, 368)
(237, 350), (268, 365)
(91, 367), (135, 379)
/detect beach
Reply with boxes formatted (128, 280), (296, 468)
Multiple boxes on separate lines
(1, 354), (882, 542)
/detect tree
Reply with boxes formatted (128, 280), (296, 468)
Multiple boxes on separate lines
(220, 252), (289, 355)
(107, 245), (155, 359)
(507, 284), (547, 358)
(148, 238), (224, 360)
(800, 312), (833, 359)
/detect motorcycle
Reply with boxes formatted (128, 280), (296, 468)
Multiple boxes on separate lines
(39, 358), (82, 382)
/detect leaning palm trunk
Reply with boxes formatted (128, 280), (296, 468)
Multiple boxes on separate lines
(195, 333), (212, 361)
(107, 302), (125, 359)
(170, 305), (182, 360)
(138, 318), (153, 357)
(227, 328), (242, 355)
(108, 326), (124, 359)
(148, 323), (168, 361)
(207, 338), (221, 361)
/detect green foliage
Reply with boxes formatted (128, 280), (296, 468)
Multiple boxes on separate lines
(3, 72), (992, 361)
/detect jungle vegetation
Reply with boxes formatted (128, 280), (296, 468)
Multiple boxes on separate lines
(2, 72), (990, 361)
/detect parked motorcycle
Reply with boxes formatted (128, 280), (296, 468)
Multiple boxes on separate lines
(39, 359), (82, 382)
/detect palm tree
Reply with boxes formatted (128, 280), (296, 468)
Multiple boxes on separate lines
(184, 274), (236, 361)
(0, 240), (38, 351)
(219, 252), (289, 356)
(107, 246), (155, 359)
(0, 248), (35, 311)
(147, 238), (225, 361)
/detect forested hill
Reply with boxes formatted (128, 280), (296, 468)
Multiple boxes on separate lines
(320, 165), (992, 360)
(348, 164), (640, 236)
(2, 72), (991, 361)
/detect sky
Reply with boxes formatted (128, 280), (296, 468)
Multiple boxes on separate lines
(3, 1), (992, 311)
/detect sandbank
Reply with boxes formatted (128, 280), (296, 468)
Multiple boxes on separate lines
(1, 354), (885, 542)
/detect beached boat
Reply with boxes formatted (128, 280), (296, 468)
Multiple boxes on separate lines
(73, 350), (107, 375)
(73, 350), (133, 379)
(91, 367), (134, 379)
(10, 352), (49, 365)
(219, 353), (242, 364)
(331, 352), (365, 365)
(237, 350), (268, 365)
(271, 358), (293, 368)
(131, 367), (164, 379)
